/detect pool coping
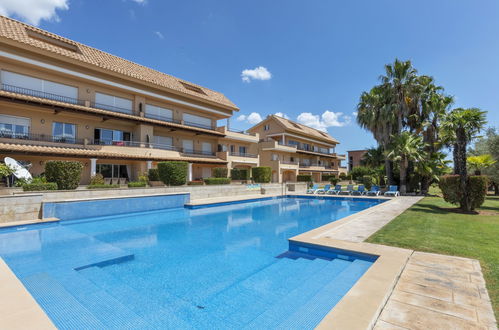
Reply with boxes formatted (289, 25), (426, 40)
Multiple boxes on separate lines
(0, 193), (413, 329)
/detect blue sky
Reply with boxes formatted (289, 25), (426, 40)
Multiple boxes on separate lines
(1, 0), (498, 156)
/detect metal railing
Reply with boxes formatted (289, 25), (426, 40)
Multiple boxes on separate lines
(181, 148), (216, 157)
(144, 113), (182, 124)
(1, 84), (85, 105)
(91, 139), (142, 147)
(280, 160), (298, 165)
(229, 151), (258, 158)
(0, 130), (85, 145)
(299, 163), (322, 168)
(296, 145), (333, 155)
(183, 120), (215, 131)
(90, 102), (133, 115)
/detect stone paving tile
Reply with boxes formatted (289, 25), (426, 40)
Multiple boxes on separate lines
(373, 319), (410, 329)
(375, 252), (497, 330)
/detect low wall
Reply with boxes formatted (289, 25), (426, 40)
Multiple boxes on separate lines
(0, 183), (307, 223)
(43, 193), (190, 221)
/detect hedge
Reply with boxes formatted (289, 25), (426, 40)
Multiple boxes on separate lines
(252, 167), (272, 183)
(22, 182), (57, 191)
(439, 175), (489, 210)
(187, 180), (204, 185)
(231, 168), (250, 180)
(158, 161), (188, 186)
(212, 167), (228, 178)
(321, 174), (336, 182)
(148, 168), (160, 181)
(87, 184), (120, 189)
(203, 177), (231, 185)
(128, 181), (147, 188)
(45, 160), (83, 190)
(297, 174), (312, 182)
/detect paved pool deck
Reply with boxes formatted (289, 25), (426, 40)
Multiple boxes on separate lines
(0, 193), (496, 329)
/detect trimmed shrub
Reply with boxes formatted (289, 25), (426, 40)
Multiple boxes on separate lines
(148, 168), (160, 181)
(45, 160), (83, 190)
(138, 172), (148, 183)
(23, 182), (57, 191)
(212, 167), (228, 178)
(297, 174), (313, 182)
(321, 174), (335, 182)
(128, 181), (147, 188)
(252, 167), (272, 183)
(339, 172), (347, 180)
(439, 175), (489, 210)
(90, 174), (105, 185)
(158, 161), (188, 186)
(329, 177), (339, 185)
(87, 184), (120, 189)
(204, 177), (231, 185)
(360, 175), (375, 190)
(231, 168), (250, 180)
(187, 180), (204, 185)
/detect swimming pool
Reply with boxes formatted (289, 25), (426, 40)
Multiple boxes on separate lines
(0, 196), (384, 329)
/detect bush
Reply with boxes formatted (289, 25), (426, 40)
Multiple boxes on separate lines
(349, 166), (374, 180)
(128, 181), (147, 188)
(187, 180), (204, 185)
(321, 174), (335, 182)
(360, 175), (375, 190)
(203, 177), (231, 185)
(87, 184), (120, 189)
(22, 182), (57, 191)
(212, 167), (228, 178)
(439, 175), (489, 210)
(138, 172), (148, 183)
(252, 167), (272, 183)
(45, 160), (83, 190)
(231, 168), (250, 180)
(297, 174), (313, 182)
(329, 177), (339, 185)
(90, 174), (105, 185)
(158, 161), (188, 186)
(148, 168), (160, 181)
(339, 172), (347, 180)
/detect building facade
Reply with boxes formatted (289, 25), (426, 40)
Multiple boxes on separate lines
(0, 16), (240, 184)
(247, 115), (343, 183)
(347, 150), (367, 171)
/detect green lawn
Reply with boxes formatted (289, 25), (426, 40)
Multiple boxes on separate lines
(367, 194), (499, 321)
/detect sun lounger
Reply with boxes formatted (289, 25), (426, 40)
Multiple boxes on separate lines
(339, 184), (354, 195)
(316, 184), (331, 194)
(384, 185), (400, 197)
(327, 185), (342, 195)
(352, 184), (366, 195)
(307, 184), (319, 194)
(366, 185), (380, 196)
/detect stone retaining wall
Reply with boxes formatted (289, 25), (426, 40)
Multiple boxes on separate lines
(0, 183), (307, 223)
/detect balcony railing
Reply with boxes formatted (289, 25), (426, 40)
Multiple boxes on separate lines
(1, 84), (85, 105)
(299, 163), (322, 168)
(229, 151), (258, 158)
(144, 113), (182, 125)
(296, 145), (332, 155)
(90, 102), (133, 115)
(183, 120), (215, 131)
(0, 130), (85, 145)
(91, 139), (143, 147)
(280, 160), (298, 165)
(181, 149), (216, 157)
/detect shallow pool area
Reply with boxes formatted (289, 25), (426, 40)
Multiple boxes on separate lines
(0, 196), (384, 329)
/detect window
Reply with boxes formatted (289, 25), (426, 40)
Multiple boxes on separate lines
(291, 122), (302, 130)
(145, 104), (173, 121)
(302, 143), (311, 151)
(239, 146), (247, 155)
(319, 147), (329, 154)
(97, 164), (129, 179)
(179, 81), (206, 95)
(271, 154), (279, 161)
(202, 142), (212, 155)
(26, 29), (79, 52)
(153, 135), (173, 147)
(302, 159), (311, 165)
(287, 140), (299, 147)
(94, 128), (131, 145)
(1, 71), (78, 103)
(230, 145), (235, 153)
(182, 140), (194, 152)
(0, 114), (30, 137)
(264, 124), (270, 131)
(290, 157), (295, 162)
(183, 113), (212, 129)
(52, 122), (76, 143)
(95, 92), (133, 114)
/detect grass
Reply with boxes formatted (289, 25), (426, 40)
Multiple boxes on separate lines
(367, 192), (499, 321)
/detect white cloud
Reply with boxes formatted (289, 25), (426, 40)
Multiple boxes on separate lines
(352, 111), (358, 117)
(274, 112), (290, 119)
(154, 31), (164, 39)
(241, 66), (272, 83)
(0, 0), (69, 26)
(297, 110), (351, 131)
(130, 0), (147, 4)
(236, 112), (263, 125)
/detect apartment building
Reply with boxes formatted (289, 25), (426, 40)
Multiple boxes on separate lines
(0, 16), (240, 184)
(347, 150), (367, 171)
(248, 115), (344, 183)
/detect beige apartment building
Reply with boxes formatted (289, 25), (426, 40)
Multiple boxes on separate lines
(248, 115), (344, 183)
(0, 16), (241, 184)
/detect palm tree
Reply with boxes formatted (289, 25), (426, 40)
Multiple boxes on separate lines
(386, 131), (426, 194)
(441, 108), (487, 211)
(467, 154), (496, 175)
(361, 146), (384, 167)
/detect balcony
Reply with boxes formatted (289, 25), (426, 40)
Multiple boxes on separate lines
(181, 149), (216, 157)
(144, 113), (182, 125)
(229, 151), (258, 158)
(2, 84), (84, 105)
(0, 130), (85, 145)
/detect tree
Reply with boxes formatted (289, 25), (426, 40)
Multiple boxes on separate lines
(361, 146), (385, 168)
(441, 108), (487, 211)
(469, 127), (499, 194)
(467, 154), (496, 175)
(386, 131), (426, 194)
(0, 163), (14, 187)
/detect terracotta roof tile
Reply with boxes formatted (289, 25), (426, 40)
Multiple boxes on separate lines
(0, 15), (238, 110)
(266, 115), (339, 144)
(0, 142), (227, 164)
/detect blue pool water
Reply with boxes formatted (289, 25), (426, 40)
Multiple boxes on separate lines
(0, 196), (383, 329)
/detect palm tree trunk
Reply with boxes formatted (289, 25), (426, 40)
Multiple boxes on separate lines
(385, 159), (393, 186)
(456, 129), (470, 211)
(399, 157), (408, 195)
(421, 176), (430, 195)
(453, 143), (461, 175)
